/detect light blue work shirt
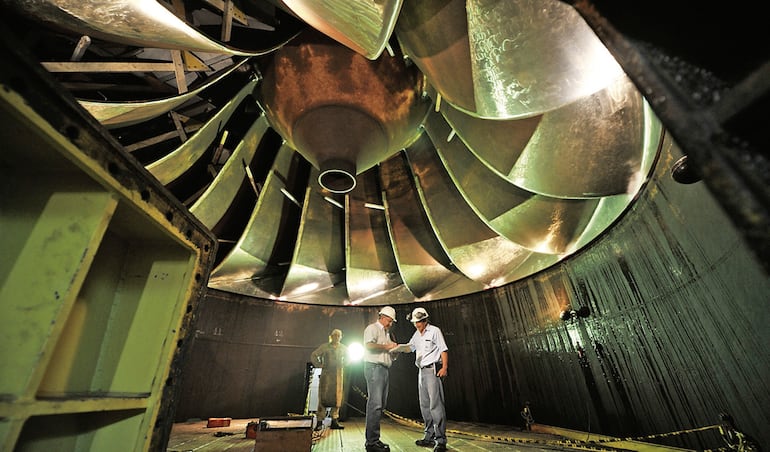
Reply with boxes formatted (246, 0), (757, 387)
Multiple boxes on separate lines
(407, 324), (448, 368)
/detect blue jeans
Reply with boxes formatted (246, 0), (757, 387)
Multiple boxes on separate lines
(418, 366), (446, 445)
(364, 362), (389, 445)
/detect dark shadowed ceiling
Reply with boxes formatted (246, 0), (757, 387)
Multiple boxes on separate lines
(1, 0), (679, 305)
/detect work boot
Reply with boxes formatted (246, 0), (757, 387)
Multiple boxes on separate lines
(330, 419), (344, 429)
(364, 441), (390, 452)
(433, 443), (447, 452)
(415, 438), (435, 447)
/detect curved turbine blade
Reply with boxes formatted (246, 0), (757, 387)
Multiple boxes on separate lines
(10, 0), (291, 56)
(273, 0), (403, 59)
(80, 59), (251, 128)
(147, 78), (258, 184)
(397, 0), (624, 119)
(380, 150), (485, 299)
(190, 115), (270, 228)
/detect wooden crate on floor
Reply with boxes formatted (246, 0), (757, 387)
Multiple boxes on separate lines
(253, 416), (313, 452)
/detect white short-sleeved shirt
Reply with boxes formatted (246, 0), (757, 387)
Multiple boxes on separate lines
(363, 320), (395, 367)
(408, 324), (448, 368)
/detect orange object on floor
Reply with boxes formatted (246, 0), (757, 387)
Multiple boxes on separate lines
(245, 421), (259, 439)
(207, 417), (232, 428)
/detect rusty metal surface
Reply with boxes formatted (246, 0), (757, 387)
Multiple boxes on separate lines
(5, 0), (673, 304)
(258, 29), (429, 192)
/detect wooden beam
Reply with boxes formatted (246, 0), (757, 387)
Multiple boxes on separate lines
(221, 0), (234, 42)
(202, 0), (248, 25)
(124, 124), (203, 152)
(41, 62), (176, 73)
(170, 50), (188, 94)
(169, 111), (188, 142)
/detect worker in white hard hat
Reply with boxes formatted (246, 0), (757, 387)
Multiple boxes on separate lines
(362, 306), (399, 452)
(405, 307), (449, 452)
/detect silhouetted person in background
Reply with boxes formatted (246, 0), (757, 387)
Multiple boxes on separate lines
(310, 329), (347, 430)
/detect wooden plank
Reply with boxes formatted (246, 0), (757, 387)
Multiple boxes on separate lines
(202, 0), (249, 25)
(41, 62), (176, 73)
(169, 111), (188, 142)
(168, 417), (636, 452)
(170, 50), (188, 93)
(124, 124), (203, 152)
(221, 0), (234, 42)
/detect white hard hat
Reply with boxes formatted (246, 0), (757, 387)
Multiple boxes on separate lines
(378, 306), (397, 321)
(408, 307), (429, 323)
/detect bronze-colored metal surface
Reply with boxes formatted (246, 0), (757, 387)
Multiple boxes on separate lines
(10, 0), (664, 305)
(259, 29), (430, 192)
(505, 75), (651, 198)
(147, 78), (258, 185)
(439, 105), (542, 178)
(397, 0), (624, 119)
(395, 0), (474, 116)
(80, 59), (250, 129)
(271, 0), (403, 59)
(8, 0), (283, 56)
